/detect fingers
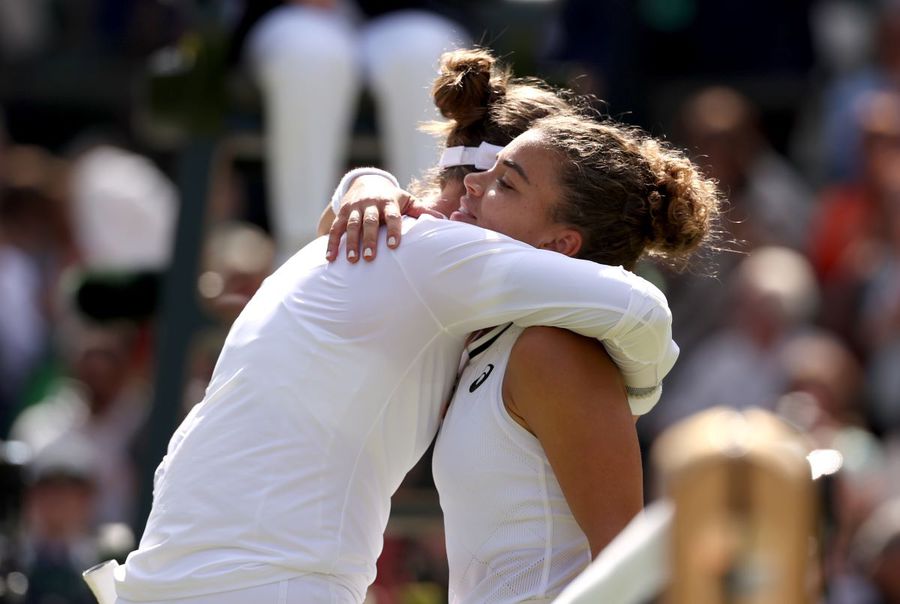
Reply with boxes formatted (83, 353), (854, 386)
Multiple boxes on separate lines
(384, 200), (403, 250)
(326, 211), (349, 262)
(345, 208), (362, 263)
(326, 190), (416, 262)
(361, 205), (381, 261)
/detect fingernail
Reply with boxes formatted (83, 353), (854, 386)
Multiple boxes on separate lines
(348, 250), (357, 260)
(387, 236), (397, 247)
(363, 248), (373, 258)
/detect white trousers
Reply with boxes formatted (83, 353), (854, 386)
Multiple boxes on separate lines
(246, 5), (466, 257)
(115, 574), (360, 604)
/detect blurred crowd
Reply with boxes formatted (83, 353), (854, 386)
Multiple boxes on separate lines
(1, 0), (899, 603)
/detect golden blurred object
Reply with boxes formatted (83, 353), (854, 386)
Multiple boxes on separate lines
(652, 407), (818, 604)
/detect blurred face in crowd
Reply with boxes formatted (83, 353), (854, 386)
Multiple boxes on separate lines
(199, 223), (275, 324)
(878, 10), (900, 75)
(26, 476), (95, 542)
(860, 92), (900, 190)
(680, 87), (759, 192)
(74, 335), (130, 412)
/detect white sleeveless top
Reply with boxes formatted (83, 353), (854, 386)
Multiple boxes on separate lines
(433, 324), (592, 604)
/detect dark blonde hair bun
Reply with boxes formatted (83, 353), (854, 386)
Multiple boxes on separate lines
(412, 47), (578, 198)
(433, 50), (503, 121)
(430, 48), (510, 147)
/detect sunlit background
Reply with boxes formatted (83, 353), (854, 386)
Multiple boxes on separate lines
(1, 1), (899, 602)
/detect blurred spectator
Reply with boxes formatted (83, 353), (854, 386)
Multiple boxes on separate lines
(659, 86), (814, 362)
(0, 0), (50, 61)
(0, 186), (52, 436)
(774, 330), (887, 597)
(789, 0), (873, 182)
(645, 247), (820, 439)
(777, 330), (867, 439)
(809, 90), (900, 353)
(0, 110), (7, 181)
(196, 221), (276, 325)
(831, 497), (900, 603)
(10, 322), (149, 525)
(67, 142), (177, 272)
(860, 192), (900, 435)
(809, 0), (875, 78)
(0, 146), (73, 436)
(817, 0), (900, 184)
(847, 94), (900, 435)
(678, 86), (815, 251)
(18, 436), (101, 604)
(230, 0), (468, 257)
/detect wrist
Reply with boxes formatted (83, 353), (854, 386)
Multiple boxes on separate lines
(331, 168), (400, 215)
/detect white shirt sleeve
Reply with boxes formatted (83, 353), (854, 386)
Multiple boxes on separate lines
(396, 218), (679, 414)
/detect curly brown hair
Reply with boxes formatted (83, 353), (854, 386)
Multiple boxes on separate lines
(419, 47), (721, 269)
(532, 114), (723, 270)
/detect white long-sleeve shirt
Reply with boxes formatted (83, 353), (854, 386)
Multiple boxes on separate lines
(117, 216), (677, 602)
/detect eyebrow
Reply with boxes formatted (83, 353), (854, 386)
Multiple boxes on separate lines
(502, 158), (531, 185)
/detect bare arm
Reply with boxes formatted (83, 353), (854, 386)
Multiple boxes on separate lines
(503, 326), (644, 557)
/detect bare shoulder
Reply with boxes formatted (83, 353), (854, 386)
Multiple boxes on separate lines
(509, 326), (620, 380)
(504, 327), (625, 421)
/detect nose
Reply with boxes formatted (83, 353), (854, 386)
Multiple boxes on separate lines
(463, 171), (485, 197)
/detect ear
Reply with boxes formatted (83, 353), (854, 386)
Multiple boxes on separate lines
(540, 228), (583, 257)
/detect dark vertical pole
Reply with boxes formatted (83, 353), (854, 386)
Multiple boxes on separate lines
(134, 137), (213, 536)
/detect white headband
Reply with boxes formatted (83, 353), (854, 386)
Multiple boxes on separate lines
(438, 142), (504, 170)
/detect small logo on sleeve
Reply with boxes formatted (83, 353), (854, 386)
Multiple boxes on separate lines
(469, 364), (495, 392)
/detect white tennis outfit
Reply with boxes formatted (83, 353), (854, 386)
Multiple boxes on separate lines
(116, 216), (677, 603)
(435, 323), (633, 604)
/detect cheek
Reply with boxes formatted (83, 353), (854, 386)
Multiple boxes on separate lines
(482, 193), (534, 226)
(478, 194), (508, 225)
(480, 203), (526, 237)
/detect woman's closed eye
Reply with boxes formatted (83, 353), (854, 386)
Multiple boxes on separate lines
(496, 176), (514, 191)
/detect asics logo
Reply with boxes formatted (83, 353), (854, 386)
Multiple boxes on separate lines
(469, 364), (495, 392)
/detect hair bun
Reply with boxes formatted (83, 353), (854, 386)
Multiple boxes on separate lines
(432, 48), (507, 129)
(643, 143), (717, 258)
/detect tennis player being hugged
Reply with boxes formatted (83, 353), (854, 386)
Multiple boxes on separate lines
(330, 49), (722, 603)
